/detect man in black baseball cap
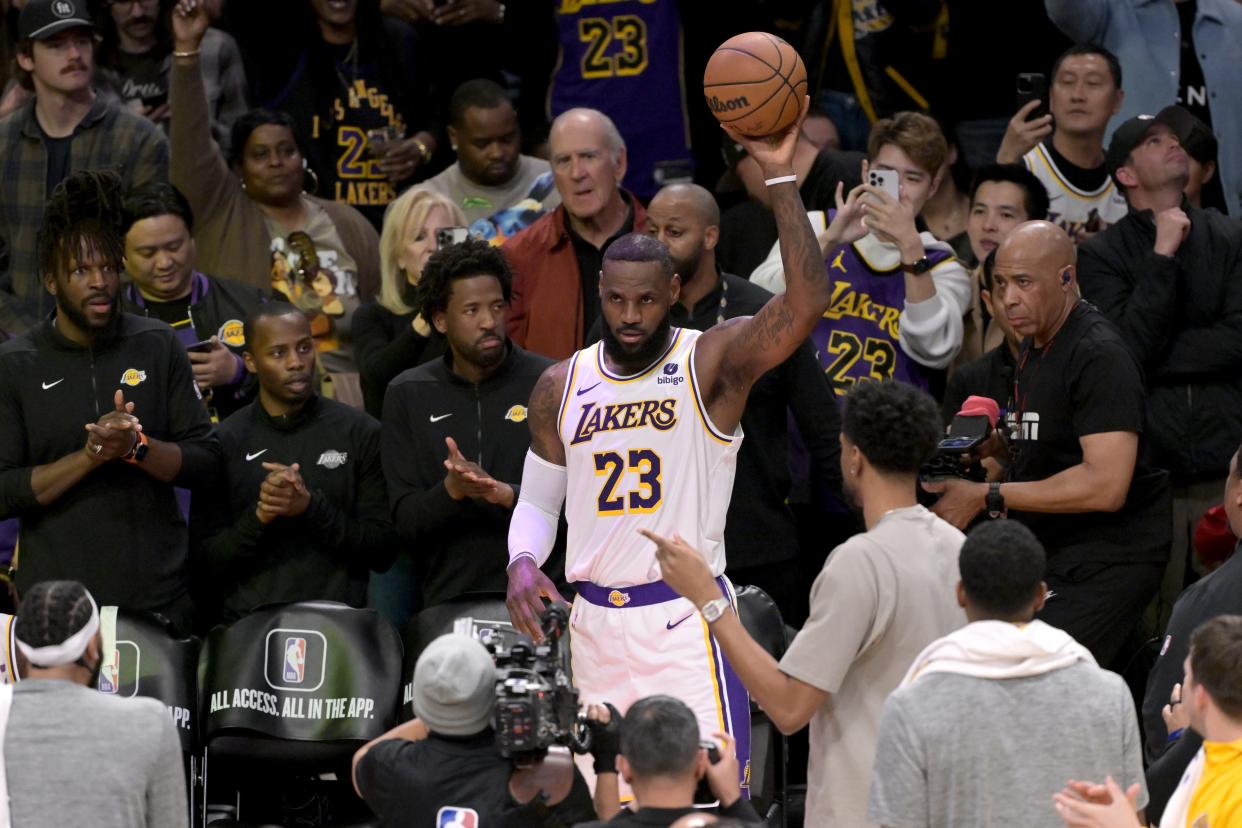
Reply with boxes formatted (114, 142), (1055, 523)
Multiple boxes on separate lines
(1104, 110), (1184, 189)
(17, 0), (94, 41)
(1157, 105), (1224, 213)
(0, 0), (167, 338)
(1081, 104), (1242, 640)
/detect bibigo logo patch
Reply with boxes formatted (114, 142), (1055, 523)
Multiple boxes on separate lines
(504, 404), (527, 423)
(218, 319), (245, 347)
(120, 368), (147, 387)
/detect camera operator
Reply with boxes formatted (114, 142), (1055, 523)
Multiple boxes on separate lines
(926, 221), (1171, 667)
(352, 633), (620, 827)
(575, 695), (763, 827)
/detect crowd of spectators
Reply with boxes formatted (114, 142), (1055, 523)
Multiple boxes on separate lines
(0, 0), (1241, 825)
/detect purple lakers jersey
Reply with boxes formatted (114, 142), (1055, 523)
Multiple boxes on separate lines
(549, 0), (693, 199)
(813, 239), (955, 395)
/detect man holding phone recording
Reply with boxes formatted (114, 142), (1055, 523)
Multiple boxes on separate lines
(751, 112), (971, 396)
(997, 45), (1128, 242)
(121, 182), (267, 420)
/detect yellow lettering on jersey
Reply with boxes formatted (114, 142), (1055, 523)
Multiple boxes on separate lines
(570, 399), (677, 446)
(822, 280), (901, 338)
(558, 0), (656, 15)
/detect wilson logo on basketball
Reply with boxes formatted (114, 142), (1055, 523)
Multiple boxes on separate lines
(706, 95), (751, 113)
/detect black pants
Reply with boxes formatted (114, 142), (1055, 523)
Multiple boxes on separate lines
(1037, 558), (1166, 668)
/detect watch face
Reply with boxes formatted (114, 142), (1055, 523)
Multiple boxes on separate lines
(913, 257), (932, 273)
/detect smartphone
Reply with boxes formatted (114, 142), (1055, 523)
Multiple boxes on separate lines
(701, 740), (722, 764)
(867, 168), (900, 202)
(437, 227), (469, 247)
(186, 339), (215, 353)
(1016, 72), (1049, 122)
(693, 740), (723, 804)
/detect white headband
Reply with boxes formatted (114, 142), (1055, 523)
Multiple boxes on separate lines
(15, 592), (100, 668)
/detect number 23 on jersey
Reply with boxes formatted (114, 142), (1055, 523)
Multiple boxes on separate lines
(594, 448), (662, 515)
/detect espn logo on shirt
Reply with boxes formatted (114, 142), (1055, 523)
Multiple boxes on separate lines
(436, 806), (479, 828)
(96, 640), (140, 698)
(264, 629), (327, 693)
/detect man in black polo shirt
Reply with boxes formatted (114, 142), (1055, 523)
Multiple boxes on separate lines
(191, 303), (399, 626)
(630, 182), (842, 624)
(0, 170), (218, 633)
(927, 221), (1170, 665)
(381, 239), (565, 621)
(121, 182), (266, 421)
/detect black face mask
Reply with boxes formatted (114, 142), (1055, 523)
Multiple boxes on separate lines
(77, 650), (103, 689)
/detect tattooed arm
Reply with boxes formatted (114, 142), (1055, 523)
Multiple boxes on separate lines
(695, 98), (866, 433)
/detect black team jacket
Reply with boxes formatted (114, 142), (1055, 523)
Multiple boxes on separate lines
(1078, 201), (1242, 483)
(381, 343), (567, 607)
(122, 271), (267, 420)
(191, 394), (399, 625)
(0, 314), (219, 625)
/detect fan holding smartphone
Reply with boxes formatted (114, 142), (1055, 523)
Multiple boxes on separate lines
(995, 46), (1129, 243)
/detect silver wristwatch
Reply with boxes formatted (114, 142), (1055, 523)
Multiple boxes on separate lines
(699, 597), (731, 624)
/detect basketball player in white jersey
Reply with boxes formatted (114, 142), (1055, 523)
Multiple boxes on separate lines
(506, 96), (869, 787)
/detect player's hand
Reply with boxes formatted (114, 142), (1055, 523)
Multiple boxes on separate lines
(702, 732), (742, 809)
(1162, 682), (1190, 734)
(641, 529), (719, 607)
(189, 337), (239, 391)
(83, 389), (141, 463)
(171, 0), (210, 52)
(1052, 776), (1143, 828)
(997, 99), (1053, 164)
(821, 180), (869, 250)
(719, 95), (809, 181)
(923, 478), (987, 529)
(256, 462), (311, 522)
(505, 556), (567, 643)
(1153, 207), (1190, 257)
(443, 437), (515, 508)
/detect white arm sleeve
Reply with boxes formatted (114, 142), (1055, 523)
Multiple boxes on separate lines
(507, 450), (568, 568)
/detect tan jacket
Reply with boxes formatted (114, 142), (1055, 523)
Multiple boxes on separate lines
(169, 58), (380, 298)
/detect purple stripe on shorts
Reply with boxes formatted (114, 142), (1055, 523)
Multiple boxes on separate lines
(574, 577), (728, 608)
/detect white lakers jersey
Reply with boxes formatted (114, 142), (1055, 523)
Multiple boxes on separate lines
(1023, 142), (1128, 242)
(557, 328), (741, 586)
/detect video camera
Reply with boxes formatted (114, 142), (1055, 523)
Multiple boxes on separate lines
(454, 605), (591, 765)
(920, 396), (1002, 484)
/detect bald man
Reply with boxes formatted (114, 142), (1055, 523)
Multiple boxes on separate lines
(636, 183), (844, 623)
(926, 221), (1170, 665)
(504, 108), (647, 360)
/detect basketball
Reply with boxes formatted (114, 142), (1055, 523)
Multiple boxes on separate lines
(703, 32), (808, 138)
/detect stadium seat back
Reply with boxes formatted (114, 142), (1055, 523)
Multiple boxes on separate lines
(199, 601), (402, 769)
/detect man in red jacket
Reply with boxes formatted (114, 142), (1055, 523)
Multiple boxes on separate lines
(502, 108), (646, 360)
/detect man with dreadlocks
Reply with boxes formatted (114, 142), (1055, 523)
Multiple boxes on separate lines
(1, 580), (186, 825)
(0, 170), (219, 633)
